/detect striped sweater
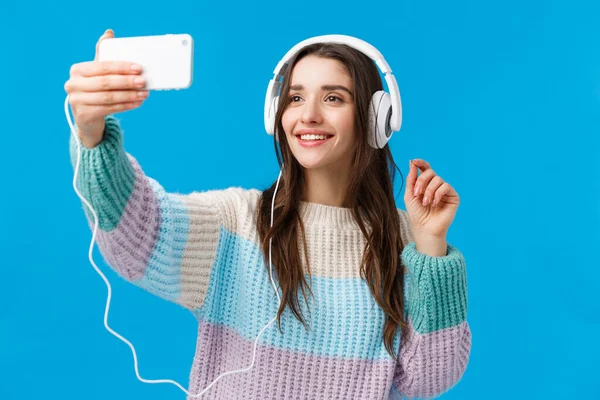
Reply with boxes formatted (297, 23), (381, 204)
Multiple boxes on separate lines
(68, 115), (471, 399)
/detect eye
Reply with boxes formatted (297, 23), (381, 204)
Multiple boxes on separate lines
(287, 95), (343, 103)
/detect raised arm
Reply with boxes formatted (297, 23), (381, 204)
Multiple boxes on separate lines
(69, 115), (232, 311)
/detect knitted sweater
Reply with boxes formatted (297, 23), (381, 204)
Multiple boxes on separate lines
(68, 115), (471, 400)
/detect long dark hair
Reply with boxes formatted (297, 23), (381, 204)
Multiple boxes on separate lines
(257, 42), (407, 358)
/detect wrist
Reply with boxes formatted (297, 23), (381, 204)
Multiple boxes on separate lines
(76, 119), (106, 149)
(413, 233), (448, 257)
(79, 136), (102, 149)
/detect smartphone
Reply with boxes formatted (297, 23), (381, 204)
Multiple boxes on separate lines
(98, 33), (194, 90)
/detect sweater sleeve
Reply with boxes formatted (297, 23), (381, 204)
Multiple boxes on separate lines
(391, 212), (472, 399)
(68, 115), (243, 312)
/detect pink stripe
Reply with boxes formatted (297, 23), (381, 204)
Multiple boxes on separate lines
(87, 155), (160, 280)
(394, 319), (472, 398)
(187, 320), (397, 399)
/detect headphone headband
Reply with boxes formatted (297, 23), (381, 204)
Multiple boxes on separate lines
(264, 34), (402, 141)
(273, 35), (392, 76)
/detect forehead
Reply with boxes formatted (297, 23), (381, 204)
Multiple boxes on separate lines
(289, 55), (351, 85)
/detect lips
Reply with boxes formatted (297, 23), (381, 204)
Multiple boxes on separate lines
(295, 134), (333, 148)
(294, 129), (334, 138)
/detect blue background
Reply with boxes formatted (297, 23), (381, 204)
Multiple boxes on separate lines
(1, 0), (599, 398)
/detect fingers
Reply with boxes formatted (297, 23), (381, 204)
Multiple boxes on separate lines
(413, 168), (436, 197)
(407, 158), (447, 207)
(70, 60), (142, 78)
(406, 160), (418, 197)
(95, 29), (114, 61)
(65, 73), (148, 106)
(65, 74), (146, 93)
(431, 182), (453, 207)
(412, 159), (431, 171)
(421, 176), (444, 206)
(67, 89), (149, 106)
(407, 158), (432, 196)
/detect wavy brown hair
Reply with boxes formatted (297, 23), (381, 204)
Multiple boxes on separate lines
(257, 42), (407, 358)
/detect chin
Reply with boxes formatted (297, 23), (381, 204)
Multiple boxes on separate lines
(291, 151), (329, 170)
(295, 159), (324, 170)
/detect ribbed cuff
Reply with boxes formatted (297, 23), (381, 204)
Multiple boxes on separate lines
(401, 241), (468, 334)
(69, 115), (136, 230)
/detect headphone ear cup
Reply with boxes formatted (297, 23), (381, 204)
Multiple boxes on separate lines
(368, 90), (393, 149)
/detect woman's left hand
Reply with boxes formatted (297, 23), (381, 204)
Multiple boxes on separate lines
(404, 159), (460, 240)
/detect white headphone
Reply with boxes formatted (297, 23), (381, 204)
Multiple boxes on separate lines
(264, 34), (403, 149)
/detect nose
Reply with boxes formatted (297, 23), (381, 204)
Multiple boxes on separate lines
(300, 96), (323, 125)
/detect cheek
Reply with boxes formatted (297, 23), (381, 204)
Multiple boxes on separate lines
(281, 110), (295, 134)
(334, 113), (356, 143)
(281, 111), (290, 129)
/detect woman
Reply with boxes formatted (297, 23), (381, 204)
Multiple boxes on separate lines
(65, 29), (471, 399)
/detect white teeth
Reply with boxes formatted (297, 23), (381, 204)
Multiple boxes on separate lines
(300, 134), (329, 141)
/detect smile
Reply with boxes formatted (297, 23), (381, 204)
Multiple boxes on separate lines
(296, 135), (334, 148)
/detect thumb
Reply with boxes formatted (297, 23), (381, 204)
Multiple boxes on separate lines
(94, 29), (114, 61)
(406, 159), (418, 198)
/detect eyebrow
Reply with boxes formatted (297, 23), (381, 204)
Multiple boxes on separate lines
(289, 84), (354, 98)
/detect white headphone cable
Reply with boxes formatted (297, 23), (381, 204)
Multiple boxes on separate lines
(65, 94), (284, 397)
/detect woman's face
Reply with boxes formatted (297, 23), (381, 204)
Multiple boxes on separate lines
(281, 55), (357, 172)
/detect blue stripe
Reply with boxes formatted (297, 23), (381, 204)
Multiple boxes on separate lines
(135, 179), (189, 302)
(199, 227), (401, 360)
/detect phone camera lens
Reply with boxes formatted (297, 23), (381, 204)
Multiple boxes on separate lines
(182, 39), (188, 45)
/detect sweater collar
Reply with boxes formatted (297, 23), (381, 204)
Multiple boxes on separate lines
(298, 201), (362, 230)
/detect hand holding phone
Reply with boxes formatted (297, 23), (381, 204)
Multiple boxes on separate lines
(64, 30), (194, 148)
(64, 29), (153, 148)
